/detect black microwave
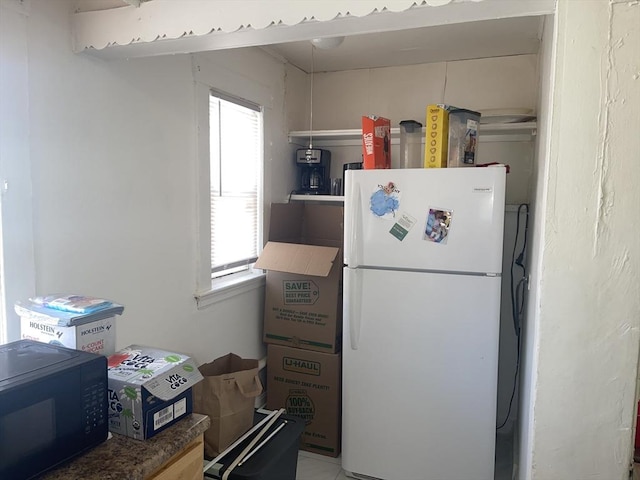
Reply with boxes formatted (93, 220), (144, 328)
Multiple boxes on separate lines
(0, 339), (108, 480)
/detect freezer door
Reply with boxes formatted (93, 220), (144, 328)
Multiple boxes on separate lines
(342, 267), (500, 480)
(344, 167), (506, 274)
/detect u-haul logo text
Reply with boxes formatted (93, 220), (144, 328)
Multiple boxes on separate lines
(283, 357), (321, 376)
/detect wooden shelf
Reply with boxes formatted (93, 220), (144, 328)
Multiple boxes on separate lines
(288, 121), (537, 147)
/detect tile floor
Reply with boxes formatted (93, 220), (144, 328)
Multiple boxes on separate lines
(296, 431), (515, 480)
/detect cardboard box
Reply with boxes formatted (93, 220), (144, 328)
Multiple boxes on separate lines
(447, 107), (481, 167)
(424, 104), (449, 168)
(256, 203), (343, 353)
(361, 115), (391, 169)
(107, 345), (204, 440)
(267, 344), (341, 457)
(20, 316), (116, 355)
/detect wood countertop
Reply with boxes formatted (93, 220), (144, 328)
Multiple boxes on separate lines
(39, 413), (210, 480)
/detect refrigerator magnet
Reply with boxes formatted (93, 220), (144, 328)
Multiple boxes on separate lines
(424, 208), (452, 244)
(389, 212), (417, 241)
(370, 181), (400, 219)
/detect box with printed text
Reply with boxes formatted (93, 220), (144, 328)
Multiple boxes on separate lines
(267, 344), (341, 457)
(424, 104), (449, 168)
(255, 203), (343, 353)
(106, 345), (204, 440)
(361, 115), (391, 169)
(20, 316), (116, 355)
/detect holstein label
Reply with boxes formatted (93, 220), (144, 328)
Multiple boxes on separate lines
(285, 389), (315, 423)
(283, 356), (321, 376)
(80, 324), (110, 336)
(30, 321), (58, 335)
(283, 280), (319, 305)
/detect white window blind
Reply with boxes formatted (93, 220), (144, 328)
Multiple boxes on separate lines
(209, 91), (262, 278)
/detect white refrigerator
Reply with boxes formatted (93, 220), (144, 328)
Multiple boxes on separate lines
(342, 166), (506, 480)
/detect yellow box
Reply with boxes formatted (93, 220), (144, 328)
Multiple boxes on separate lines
(424, 105), (449, 168)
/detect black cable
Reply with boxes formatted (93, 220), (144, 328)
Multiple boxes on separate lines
(497, 323), (522, 430)
(497, 203), (529, 430)
(509, 204), (528, 337)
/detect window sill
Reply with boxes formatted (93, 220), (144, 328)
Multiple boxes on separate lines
(195, 270), (266, 309)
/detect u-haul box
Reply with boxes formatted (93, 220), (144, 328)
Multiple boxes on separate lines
(267, 344), (341, 457)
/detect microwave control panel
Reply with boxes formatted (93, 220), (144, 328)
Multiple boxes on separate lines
(82, 380), (107, 433)
(81, 364), (107, 434)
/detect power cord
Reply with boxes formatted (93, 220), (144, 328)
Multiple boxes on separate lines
(497, 203), (529, 430)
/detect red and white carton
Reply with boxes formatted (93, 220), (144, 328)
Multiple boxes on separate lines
(361, 115), (391, 169)
(20, 316), (116, 355)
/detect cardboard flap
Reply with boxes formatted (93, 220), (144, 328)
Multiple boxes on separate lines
(269, 203), (304, 242)
(301, 204), (344, 245)
(268, 203), (344, 246)
(144, 363), (204, 401)
(107, 345), (204, 401)
(255, 242), (339, 277)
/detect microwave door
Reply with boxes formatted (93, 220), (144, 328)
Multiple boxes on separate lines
(0, 356), (107, 480)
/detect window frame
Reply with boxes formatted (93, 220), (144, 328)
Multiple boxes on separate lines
(193, 59), (269, 309)
(208, 89), (263, 280)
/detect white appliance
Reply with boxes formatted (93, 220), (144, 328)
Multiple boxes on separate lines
(342, 166), (506, 480)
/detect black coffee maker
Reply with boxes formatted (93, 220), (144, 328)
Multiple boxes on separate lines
(295, 148), (331, 195)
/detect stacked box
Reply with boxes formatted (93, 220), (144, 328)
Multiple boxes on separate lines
(107, 345), (204, 440)
(256, 202), (343, 456)
(257, 242), (342, 353)
(15, 300), (124, 356)
(256, 203), (343, 354)
(20, 316), (116, 355)
(266, 345), (341, 457)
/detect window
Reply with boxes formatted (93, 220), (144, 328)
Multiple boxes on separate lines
(208, 91), (263, 280)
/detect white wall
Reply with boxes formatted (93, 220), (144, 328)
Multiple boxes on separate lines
(13, 0), (293, 365)
(285, 54), (538, 204)
(516, 12), (555, 480)
(0, 0), (37, 343)
(528, 1), (640, 478)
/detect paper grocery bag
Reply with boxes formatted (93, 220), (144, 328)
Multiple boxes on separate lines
(192, 353), (263, 458)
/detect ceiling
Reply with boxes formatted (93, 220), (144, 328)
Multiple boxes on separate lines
(260, 16), (543, 74)
(73, 2), (544, 69)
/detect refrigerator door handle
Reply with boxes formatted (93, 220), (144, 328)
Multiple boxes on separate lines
(345, 176), (362, 268)
(345, 267), (363, 350)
